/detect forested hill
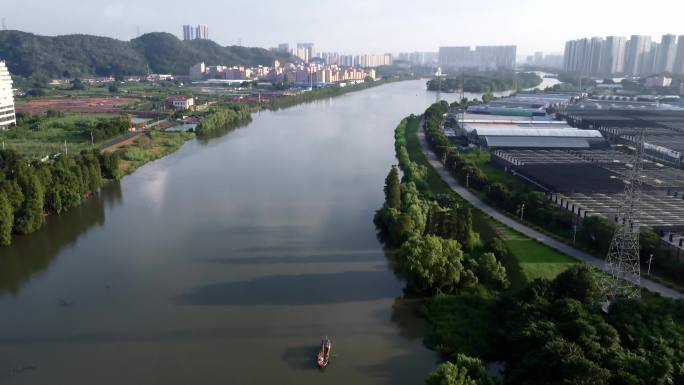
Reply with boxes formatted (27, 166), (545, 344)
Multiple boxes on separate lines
(0, 30), (294, 79)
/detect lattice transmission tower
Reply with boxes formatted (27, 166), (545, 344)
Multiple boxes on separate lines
(601, 127), (646, 301)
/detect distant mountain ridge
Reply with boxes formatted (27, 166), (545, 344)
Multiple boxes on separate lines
(0, 30), (293, 79)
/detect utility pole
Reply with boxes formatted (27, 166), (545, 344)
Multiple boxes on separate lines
(520, 203), (525, 221)
(1, 18), (6, 31)
(466, 173), (469, 188)
(647, 254), (654, 275)
(64, 139), (68, 156)
(573, 222), (578, 246)
(91, 131), (94, 147)
(460, 70), (465, 103)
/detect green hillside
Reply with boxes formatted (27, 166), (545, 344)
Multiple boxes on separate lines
(0, 30), (293, 80)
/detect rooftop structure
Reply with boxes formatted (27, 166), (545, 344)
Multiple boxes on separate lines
(0, 61), (16, 130)
(470, 127), (607, 149)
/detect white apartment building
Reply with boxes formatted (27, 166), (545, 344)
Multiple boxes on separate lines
(0, 61), (16, 130)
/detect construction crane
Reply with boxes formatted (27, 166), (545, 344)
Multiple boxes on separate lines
(601, 126), (646, 303)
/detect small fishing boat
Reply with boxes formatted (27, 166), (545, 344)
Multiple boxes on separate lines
(317, 337), (332, 368)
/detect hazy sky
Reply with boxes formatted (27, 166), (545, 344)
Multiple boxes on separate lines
(3, 0), (684, 56)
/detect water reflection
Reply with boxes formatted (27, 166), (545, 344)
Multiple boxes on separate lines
(195, 119), (251, 144)
(177, 270), (399, 306)
(0, 182), (122, 295)
(194, 250), (383, 265)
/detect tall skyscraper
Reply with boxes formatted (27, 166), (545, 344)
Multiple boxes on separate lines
(600, 36), (626, 75)
(296, 43), (315, 63)
(583, 37), (603, 75)
(195, 25), (209, 40)
(624, 35), (652, 76)
(674, 35), (684, 75)
(182, 25), (195, 41)
(655, 34), (677, 73)
(563, 38), (589, 73)
(0, 61), (16, 130)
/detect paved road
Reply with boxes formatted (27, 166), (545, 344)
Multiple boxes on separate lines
(417, 125), (683, 299)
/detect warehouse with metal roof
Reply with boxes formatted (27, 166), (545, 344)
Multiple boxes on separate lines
(469, 128), (609, 149)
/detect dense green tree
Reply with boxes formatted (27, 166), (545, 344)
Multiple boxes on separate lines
(551, 265), (601, 304)
(97, 151), (120, 180)
(0, 192), (13, 246)
(487, 183), (511, 207)
(582, 215), (617, 255)
(14, 165), (44, 234)
(0, 149), (112, 245)
(426, 362), (477, 385)
(0, 177), (23, 215)
(475, 252), (509, 290)
(398, 234), (476, 293)
(384, 166), (401, 210)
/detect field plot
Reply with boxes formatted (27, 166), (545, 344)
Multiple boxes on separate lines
(16, 97), (139, 115)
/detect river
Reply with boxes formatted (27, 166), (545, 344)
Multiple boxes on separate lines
(0, 80), (459, 385)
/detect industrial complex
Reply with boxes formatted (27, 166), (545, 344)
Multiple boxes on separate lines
(445, 90), (684, 256)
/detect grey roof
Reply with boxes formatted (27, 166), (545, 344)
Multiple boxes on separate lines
(473, 128), (603, 138)
(484, 136), (594, 148)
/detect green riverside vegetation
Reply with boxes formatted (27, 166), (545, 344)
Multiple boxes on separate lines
(426, 71), (542, 93)
(195, 105), (253, 136)
(0, 149), (118, 246)
(377, 102), (684, 385)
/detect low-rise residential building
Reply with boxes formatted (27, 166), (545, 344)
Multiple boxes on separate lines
(165, 96), (195, 110)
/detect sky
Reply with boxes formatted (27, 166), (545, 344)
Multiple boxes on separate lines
(2, 0), (684, 56)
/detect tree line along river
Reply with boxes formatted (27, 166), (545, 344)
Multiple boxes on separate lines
(0, 80), (461, 385)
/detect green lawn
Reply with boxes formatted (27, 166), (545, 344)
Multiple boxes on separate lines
(404, 117), (455, 196)
(493, 222), (576, 282)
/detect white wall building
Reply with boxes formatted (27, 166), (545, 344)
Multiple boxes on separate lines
(0, 61), (16, 130)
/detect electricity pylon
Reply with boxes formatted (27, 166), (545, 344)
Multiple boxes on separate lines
(601, 127), (646, 301)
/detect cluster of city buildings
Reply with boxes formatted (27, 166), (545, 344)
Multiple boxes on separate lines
(437, 45), (517, 70)
(189, 60), (375, 85)
(523, 51), (564, 69)
(0, 61), (16, 130)
(274, 43), (392, 68)
(563, 34), (684, 76)
(395, 52), (438, 67)
(182, 24), (209, 41)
